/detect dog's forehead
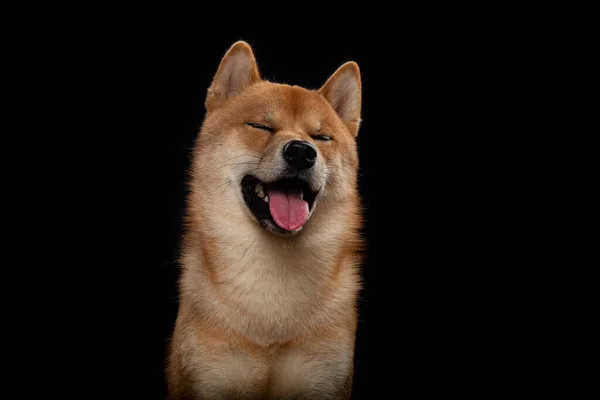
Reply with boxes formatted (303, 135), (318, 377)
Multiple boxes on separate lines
(247, 83), (334, 127)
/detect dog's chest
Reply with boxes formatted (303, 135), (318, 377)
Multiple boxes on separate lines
(188, 339), (353, 399)
(190, 232), (360, 345)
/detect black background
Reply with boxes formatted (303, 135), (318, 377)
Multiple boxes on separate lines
(25, 18), (520, 399)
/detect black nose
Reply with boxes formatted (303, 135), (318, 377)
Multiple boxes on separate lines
(283, 140), (317, 170)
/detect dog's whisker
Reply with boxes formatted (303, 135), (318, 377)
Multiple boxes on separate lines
(217, 179), (234, 202)
(224, 162), (261, 166)
(216, 161), (262, 170)
(222, 153), (264, 163)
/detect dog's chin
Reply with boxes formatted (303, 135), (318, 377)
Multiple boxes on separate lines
(241, 175), (318, 236)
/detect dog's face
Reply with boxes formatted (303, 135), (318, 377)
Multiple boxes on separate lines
(193, 41), (361, 236)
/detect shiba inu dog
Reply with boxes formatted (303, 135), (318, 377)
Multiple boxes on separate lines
(167, 40), (363, 399)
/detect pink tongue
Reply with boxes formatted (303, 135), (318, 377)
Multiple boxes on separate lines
(268, 187), (309, 231)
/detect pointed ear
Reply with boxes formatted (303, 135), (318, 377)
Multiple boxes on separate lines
(319, 61), (362, 136)
(205, 41), (261, 112)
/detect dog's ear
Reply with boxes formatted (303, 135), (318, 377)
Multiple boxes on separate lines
(319, 62), (362, 137)
(205, 41), (261, 112)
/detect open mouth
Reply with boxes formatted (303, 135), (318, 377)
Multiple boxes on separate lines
(242, 175), (318, 234)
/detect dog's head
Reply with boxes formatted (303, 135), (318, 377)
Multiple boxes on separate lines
(192, 41), (361, 237)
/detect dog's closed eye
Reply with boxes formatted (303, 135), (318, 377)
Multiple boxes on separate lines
(246, 122), (275, 133)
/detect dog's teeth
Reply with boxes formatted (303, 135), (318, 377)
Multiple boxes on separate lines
(263, 195), (269, 203)
(255, 182), (265, 199)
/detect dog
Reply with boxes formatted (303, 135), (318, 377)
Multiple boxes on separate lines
(167, 40), (364, 399)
